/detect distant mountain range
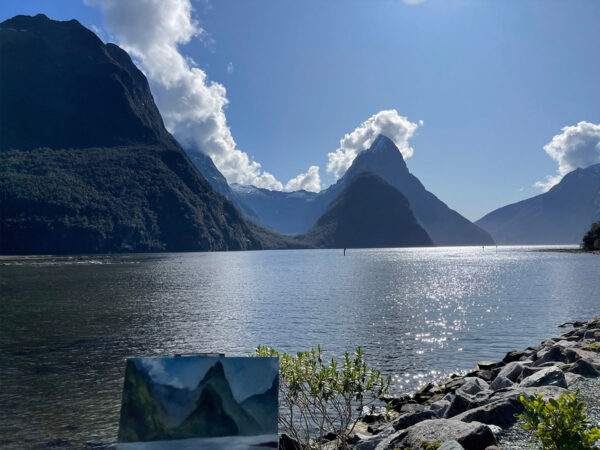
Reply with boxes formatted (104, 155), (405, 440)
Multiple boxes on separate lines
(0, 14), (295, 254)
(225, 135), (494, 246)
(301, 172), (433, 248)
(476, 163), (600, 244)
(6, 14), (595, 253)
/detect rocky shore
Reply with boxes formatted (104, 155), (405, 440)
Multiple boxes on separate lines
(338, 317), (600, 450)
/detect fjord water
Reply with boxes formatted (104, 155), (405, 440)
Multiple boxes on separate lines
(1, 246), (599, 447)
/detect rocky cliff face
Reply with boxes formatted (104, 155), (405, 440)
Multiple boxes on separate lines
(0, 14), (278, 254)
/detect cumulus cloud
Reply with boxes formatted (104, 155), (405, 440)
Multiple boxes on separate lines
(284, 166), (321, 192)
(535, 121), (600, 191)
(327, 109), (421, 179)
(86, 0), (284, 190)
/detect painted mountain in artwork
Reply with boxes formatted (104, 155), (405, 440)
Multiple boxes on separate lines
(117, 357), (278, 445)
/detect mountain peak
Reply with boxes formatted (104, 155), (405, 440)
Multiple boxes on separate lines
(340, 135), (409, 186)
(369, 134), (398, 153)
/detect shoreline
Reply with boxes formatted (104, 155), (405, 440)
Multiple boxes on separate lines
(533, 248), (600, 255)
(339, 317), (600, 450)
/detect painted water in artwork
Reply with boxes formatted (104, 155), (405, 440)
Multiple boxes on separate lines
(116, 356), (278, 449)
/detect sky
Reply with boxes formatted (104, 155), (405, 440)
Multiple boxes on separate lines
(2, 0), (600, 220)
(135, 356), (278, 402)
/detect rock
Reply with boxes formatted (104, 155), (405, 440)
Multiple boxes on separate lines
(439, 440), (465, 450)
(520, 365), (543, 379)
(489, 375), (513, 391)
(414, 382), (436, 403)
(564, 372), (584, 387)
(456, 377), (489, 396)
(279, 433), (302, 450)
(354, 427), (395, 450)
(362, 414), (385, 424)
(582, 343), (600, 353)
(502, 350), (526, 364)
(393, 410), (438, 430)
(376, 419), (496, 450)
(520, 366), (567, 388)
(565, 358), (600, 377)
(453, 396), (524, 428)
(496, 361), (524, 382)
(399, 403), (425, 414)
(484, 447), (501, 450)
(425, 393), (446, 405)
(431, 399), (451, 418)
(472, 370), (493, 383)
(445, 393), (470, 418)
(476, 361), (500, 371)
(533, 346), (565, 365)
(584, 329), (600, 340)
(554, 339), (577, 348)
(443, 377), (466, 394)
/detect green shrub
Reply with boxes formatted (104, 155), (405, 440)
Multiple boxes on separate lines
(254, 345), (390, 449)
(516, 390), (600, 449)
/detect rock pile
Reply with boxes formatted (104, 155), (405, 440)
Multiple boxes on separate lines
(342, 317), (600, 450)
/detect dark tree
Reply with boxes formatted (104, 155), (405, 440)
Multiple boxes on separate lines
(581, 221), (600, 251)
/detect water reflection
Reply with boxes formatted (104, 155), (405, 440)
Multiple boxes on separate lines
(0, 246), (598, 447)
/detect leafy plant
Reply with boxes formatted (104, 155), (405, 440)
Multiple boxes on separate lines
(516, 390), (600, 449)
(254, 345), (390, 449)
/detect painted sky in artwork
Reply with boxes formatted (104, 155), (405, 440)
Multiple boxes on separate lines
(137, 356), (278, 402)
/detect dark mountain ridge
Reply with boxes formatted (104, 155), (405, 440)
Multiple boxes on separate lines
(476, 163), (600, 244)
(301, 172), (433, 248)
(0, 14), (297, 254)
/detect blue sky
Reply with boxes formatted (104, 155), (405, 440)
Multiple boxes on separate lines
(135, 356), (278, 402)
(2, 0), (600, 220)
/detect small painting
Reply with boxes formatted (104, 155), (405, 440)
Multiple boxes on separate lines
(116, 355), (279, 449)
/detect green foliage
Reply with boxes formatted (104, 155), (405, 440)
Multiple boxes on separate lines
(582, 221), (600, 251)
(254, 345), (390, 449)
(516, 390), (600, 449)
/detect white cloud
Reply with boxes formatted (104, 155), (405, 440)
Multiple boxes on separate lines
(535, 121), (600, 191)
(284, 166), (321, 192)
(326, 109), (421, 179)
(226, 61), (234, 74)
(403, 0), (426, 4)
(86, 0), (283, 190)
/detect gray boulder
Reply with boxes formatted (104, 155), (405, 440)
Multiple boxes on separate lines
(496, 361), (523, 382)
(456, 377), (489, 396)
(534, 346), (569, 366)
(520, 366), (567, 388)
(375, 419), (496, 450)
(489, 375), (513, 392)
(584, 329), (600, 340)
(564, 358), (600, 377)
(431, 399), (452, 418)
(354, 427), (395, 450)
(393, 410), (437, 430)
(453, 396), (523, 428)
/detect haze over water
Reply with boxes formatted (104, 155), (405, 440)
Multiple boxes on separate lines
(1, 246), (599, 447)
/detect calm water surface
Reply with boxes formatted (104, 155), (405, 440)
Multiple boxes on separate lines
(1, 246), (599, 448)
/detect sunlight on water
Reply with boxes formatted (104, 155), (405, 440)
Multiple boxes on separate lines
(0, 245), (598, 447)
